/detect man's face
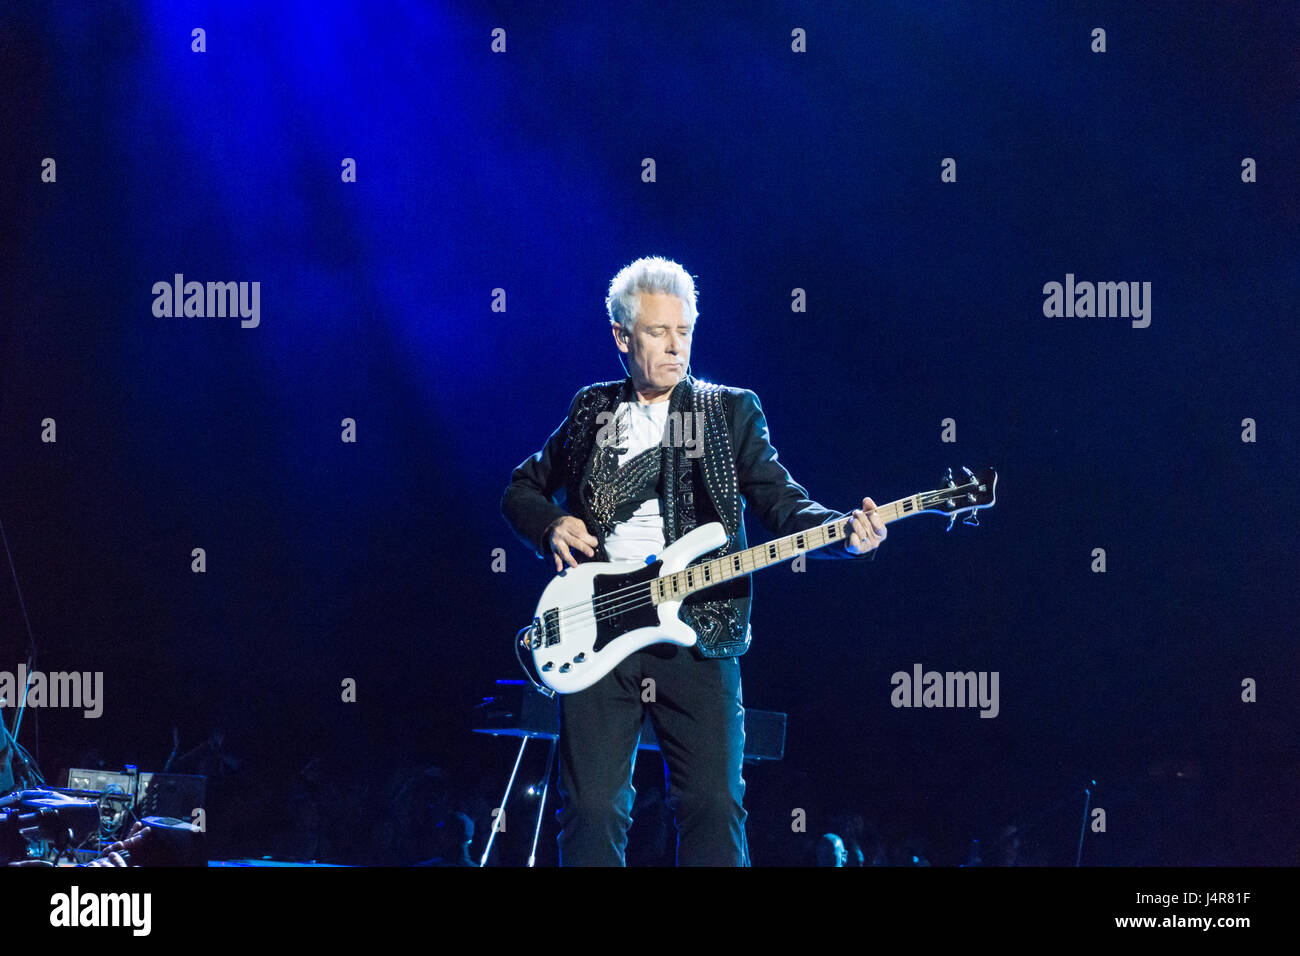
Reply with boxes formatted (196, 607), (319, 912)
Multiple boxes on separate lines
(612, 292), (693, 396)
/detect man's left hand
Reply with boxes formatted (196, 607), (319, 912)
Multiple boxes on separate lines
(846, 497), (887, 555)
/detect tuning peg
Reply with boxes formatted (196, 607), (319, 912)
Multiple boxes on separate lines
(946, 512), (957, 532)
(963, 511), (980, 527)
(943, 467), (955, 487)
(961, 465), (975, 482)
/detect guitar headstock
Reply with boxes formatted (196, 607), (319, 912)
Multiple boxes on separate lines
(920, 466), (997, 531)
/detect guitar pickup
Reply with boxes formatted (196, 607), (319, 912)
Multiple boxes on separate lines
(542, 608), (561, 647)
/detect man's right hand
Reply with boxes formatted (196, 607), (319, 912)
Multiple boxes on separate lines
(548, 516), (599, 573)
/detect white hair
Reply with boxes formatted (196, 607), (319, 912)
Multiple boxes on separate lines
(605, 256), (699, 333)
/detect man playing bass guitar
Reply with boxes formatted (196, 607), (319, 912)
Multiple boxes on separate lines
(501, 256), (886, 866)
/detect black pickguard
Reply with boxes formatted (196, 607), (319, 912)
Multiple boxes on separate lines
(591, 560), (663, 653)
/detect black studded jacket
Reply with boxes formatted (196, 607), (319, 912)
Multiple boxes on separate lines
(501, 375), (863, 658)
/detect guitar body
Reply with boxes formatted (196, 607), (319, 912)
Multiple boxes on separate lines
(521, 522), (729, 695)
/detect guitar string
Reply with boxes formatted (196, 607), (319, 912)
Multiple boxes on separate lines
(551, 516), (857, 625)
(543, 486), (977, 621)
(540, 486), (986, 630)
(545, 490), (986, 628)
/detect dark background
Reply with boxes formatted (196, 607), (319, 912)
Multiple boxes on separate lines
(1, 0), (1296, 865)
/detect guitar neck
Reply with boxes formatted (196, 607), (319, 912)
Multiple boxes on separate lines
(650, 494), (922, 604)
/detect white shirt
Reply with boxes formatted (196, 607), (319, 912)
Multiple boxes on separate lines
(602, 400), (670, 564)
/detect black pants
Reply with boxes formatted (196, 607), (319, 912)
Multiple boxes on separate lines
(555, 643), (749, 866)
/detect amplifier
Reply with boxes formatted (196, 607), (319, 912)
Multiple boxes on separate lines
(65, 768), (206, 824)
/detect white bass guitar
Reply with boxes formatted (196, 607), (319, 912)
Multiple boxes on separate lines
(515, 466), (997, 696)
